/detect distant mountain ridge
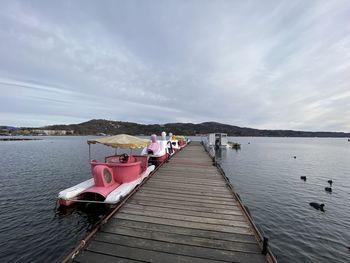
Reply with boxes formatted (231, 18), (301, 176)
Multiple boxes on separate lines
(38, 119), (350, 137)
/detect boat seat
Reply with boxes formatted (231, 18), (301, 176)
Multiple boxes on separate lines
(106, 156), (119, 163)
(105, 154), (137, 164)
(101, 154), (149, 173)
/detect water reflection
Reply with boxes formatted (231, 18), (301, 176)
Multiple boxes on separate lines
(56, 203), (110, 227)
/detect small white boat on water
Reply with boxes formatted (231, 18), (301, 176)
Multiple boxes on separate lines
(207, 133), (229, 148)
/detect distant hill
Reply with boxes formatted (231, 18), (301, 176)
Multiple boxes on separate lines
(0, 126), (18, 131)
(40, 119), (350, 137)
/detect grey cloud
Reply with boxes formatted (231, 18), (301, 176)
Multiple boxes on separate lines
(0, 0), (349, 131)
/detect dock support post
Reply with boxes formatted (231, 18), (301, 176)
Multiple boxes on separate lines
(262, 237), (269, 255)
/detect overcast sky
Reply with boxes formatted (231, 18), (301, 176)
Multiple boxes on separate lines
(1, 0), (350, 131)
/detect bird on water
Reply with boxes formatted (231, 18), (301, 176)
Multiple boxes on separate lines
(327, 180), (333, 186)
(309, 202), (325, 211)
(300, 176), (307, 181)
(325, 187), (332, 192)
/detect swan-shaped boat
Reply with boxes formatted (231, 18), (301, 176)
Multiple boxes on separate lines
(141, 132), (173, 166)
(168, 133), (188, 152)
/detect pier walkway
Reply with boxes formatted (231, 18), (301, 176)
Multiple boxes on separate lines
(70, 142), (276, 263)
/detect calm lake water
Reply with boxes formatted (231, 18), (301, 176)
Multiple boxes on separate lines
(0, 136), (349, 262)
(217, 137), (350, 263)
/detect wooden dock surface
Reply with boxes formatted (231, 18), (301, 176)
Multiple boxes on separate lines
(72, 142), (273, 263)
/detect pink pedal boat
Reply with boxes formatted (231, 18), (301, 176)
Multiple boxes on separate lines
(141, 132), (174, 166)
(58, 134), (155, 206)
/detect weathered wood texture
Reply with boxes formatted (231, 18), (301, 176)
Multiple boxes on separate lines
(74, 142), (267, 263)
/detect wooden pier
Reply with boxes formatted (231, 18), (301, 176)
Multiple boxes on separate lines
(67, 142), (276, 263)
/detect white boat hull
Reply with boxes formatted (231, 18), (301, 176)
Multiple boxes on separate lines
(58, 165), (155, 205)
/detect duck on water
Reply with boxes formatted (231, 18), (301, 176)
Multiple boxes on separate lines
(325, 187), (332, 193)
(309, 202), (325, 212)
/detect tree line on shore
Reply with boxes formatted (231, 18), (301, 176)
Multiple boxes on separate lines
(2, 119), (350, 137)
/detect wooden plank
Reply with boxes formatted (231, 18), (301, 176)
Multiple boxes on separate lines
(74, 251), (144, 263)
(156, 170), (220, 176)
(128, 199), (242, 215)
(153, 176), (224, 182)
(158, 167), (220, 173)
(130, 195), (241, 210)
(144, 181), (232, 193)
(123, 203), (243, 219)
(139, 188), (234, 201)
(118, 208), (247, 227)
(163, 160), (214, 164)
(159, 170), (221, 178)
(167, 165), (216, 169)
(134, 192), (236, 205)
(94, 233), (266, 263)
(142, 185), (233, 198)
(105, 219), (257, 243)
(157, 171), (219, 176)
(86, 240), (228, 263)
(155, 172), (222, 179)
(114, 214), (252, 235)
(118, 209), (246, 227)
(149, 177), (227, 187)
(148, 178), (227, 187)
(160, 161), (217, 167)
(150, 176), (227, 186)
(100, 225), (261, 253)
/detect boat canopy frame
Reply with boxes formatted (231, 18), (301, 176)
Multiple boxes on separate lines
(87, 134), (150, 160)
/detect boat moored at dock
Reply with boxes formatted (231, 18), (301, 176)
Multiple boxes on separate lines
(168, 133), (189, 152)
(58, 134), (155, 207)
(141, 132), (172, 166)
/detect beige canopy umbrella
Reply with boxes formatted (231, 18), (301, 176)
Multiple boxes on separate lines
(87, 134), (150, 149)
